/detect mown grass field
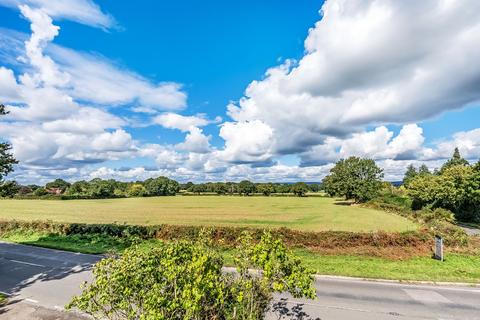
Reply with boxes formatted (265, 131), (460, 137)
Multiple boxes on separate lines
(0, 196), (417, 232)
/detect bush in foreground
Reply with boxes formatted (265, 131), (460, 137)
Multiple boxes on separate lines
(67, 231), (316, 320)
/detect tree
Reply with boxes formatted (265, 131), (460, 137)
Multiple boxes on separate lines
(88, 179), (116, 198)
(307, 183), (320, 193)
(322, 157), (384, 203)
(406, 164), (480, 222)
(67, 232), (316, 319)
(418, 164), (431, 176)
(256, 183), (274, 196)
(0, 180), (20, 197)
(127, 183), (147, 197)
(402, 164), (417, 187)
(440, 147), (469, 173)
(238, 180), (256, 196)
(45, 178), (71, 193)
(0, 104), (18, 187)
(33, 187), (48, 197)
(144, 176), (179, 196)
(291, 182), (309, 197)
(65, 180), (89, 196)
(473, 160), (480, 172)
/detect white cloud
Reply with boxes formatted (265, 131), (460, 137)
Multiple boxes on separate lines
(0, 0), (115, 29)
(300, 124), (425, 166)
(422, 128), (480, 161)
(218, 120), (274, 163)
(227, 0), (480, 161)
(49, 46), (187, 109)
(176, 127), (211, 154)
(0, 67), (21, 101)
(19, 4), (70, 87)
(153, 113), (210, 132)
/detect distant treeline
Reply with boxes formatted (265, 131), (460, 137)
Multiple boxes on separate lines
(0, 178), (321, 199)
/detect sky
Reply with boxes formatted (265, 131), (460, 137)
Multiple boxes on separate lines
(0, 0), (480, 184)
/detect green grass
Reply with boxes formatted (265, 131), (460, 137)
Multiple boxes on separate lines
(0, 230), (132, 254)
(0, 293), (6, 305)
(0, 196), (416, 232)
(220, 248), (480, 283)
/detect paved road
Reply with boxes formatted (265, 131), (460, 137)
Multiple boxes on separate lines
(1, 242), (480, 320)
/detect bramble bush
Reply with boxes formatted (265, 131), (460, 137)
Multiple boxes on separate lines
(67, 231), (316, 320)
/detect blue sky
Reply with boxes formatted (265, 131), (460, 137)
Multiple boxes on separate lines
(0, 0), (479, 183)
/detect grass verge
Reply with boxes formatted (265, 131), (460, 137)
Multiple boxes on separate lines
(2, 230), (479, 283)
(0, 230), (132, 254)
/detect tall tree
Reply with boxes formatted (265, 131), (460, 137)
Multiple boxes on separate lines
(440, 147), (469, 173)
(322, 157), (384, 203)
(402, 164), (417, 187)
(0, 104), (18, 184)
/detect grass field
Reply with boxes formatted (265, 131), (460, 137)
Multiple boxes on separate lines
(0, 196), (417, 232)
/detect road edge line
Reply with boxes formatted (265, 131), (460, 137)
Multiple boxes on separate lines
(314, 274), (480, 288)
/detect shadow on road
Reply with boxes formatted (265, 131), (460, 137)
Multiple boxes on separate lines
(0, 242), (100, 300)
(270, 298), (321, 320)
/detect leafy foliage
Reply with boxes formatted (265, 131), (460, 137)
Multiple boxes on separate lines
(406, 164), (480, 222)
(439, 147), (469, 173)
(322, 157), (384, 203)
(238, 180), (256, 196)
(291, 182), (309, 197)
(0, 104), (18, 192)
(67, 232), (316, 319)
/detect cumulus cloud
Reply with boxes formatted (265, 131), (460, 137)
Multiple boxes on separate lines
(176, 127), (211, 154)
(218, 120), (274, 163)
(0, 67), (21, 101)
(300, 124), (425, 166)
(153, 113), (210, 132)
(0, 0), (116, 29)
(422, 128), (480, 161)
(227, 0), (480, 162)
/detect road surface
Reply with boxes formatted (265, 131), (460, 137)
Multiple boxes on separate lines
(1, 241), (480, 319)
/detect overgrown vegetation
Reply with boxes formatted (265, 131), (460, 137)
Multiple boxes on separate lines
(366, 185), (469, 246)
(66, 231), (316, 320)
(0, 220), (428, 255)
(2, 221), (479, 283)
(406, 152), (480, 222)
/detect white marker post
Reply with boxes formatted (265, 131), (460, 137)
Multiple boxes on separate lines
(434, 235), (443, 261)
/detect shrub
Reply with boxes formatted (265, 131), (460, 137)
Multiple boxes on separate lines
(67, 232), (316, 319)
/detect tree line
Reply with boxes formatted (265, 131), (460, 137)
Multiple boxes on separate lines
(2, 178), (320, 199)
(321, 148), (480, 223)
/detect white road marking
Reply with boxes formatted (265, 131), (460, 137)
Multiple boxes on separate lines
(8, 259), (45, 268)
(404, 289), (452, 304)
(25, 298), (38, 304)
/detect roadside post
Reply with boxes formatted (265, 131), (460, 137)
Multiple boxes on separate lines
(434, 235), (443, 261)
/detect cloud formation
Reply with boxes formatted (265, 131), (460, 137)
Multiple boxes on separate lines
(2, 0), (480, 185)
(0, 0), (116, 29)
(226, 0), (480, 162)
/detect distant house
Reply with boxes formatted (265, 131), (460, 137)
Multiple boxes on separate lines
(46, 187), (63, 195)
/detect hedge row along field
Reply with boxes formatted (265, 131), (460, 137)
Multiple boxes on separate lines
(0, 220), (467, 259)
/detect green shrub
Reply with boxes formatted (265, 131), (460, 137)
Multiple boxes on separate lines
(67, 232), (316, 320)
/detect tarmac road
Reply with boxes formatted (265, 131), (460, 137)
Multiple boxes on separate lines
(1, 241), (480, 320)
